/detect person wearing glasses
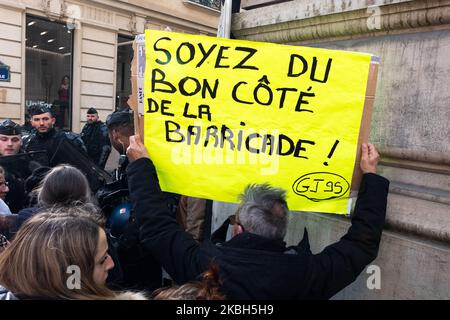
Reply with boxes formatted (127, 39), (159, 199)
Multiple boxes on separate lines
(126, 135), (389, 300)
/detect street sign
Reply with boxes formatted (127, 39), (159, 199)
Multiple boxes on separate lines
(0, 63), (10, 82)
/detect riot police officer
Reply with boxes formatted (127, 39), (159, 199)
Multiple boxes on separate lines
(0, 120), (25, 212)
(22, 104), (87, 164)
(0, 119), (22, 156)
(81, 107), (111, 169)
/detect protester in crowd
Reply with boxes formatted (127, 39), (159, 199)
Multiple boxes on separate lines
(126, 136), (390, 299)
(15, 164), (94, 229)
(0, 208), (147, 300)
(106, 111), (205, 246)
(176, 196), (208, 241)
(101, 110), (164, 292)
(16, 164), (124, 287)
(105, 110), (134, 178)
(0, 164), (50, 240)
(152, 262), (225, 300)
(23, 166), (51, 208)
(81, 108), (111, 169)
(22, 104), (87, 162)
(107, 112), (208, 242)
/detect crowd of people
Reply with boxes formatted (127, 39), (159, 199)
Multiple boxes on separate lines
(0, 104), (389, 300)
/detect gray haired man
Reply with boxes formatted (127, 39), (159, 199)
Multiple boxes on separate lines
(126, 136), (389, 299)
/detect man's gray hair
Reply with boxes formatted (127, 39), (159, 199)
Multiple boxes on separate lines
(237, 183), (289, 240)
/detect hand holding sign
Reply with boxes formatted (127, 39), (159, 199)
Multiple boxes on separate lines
(360, 143), (379, 174)
(127, 135), (150, 162)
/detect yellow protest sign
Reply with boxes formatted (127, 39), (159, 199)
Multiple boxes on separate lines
(144, 30), (372, 214)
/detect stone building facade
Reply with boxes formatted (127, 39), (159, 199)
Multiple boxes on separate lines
(0, 0), (219, 131)
(212, 0), (450, 299)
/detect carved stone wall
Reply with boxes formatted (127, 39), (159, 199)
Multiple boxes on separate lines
(227, 0), (450, 299)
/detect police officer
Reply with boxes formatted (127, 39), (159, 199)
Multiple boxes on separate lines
(0, 119), (22, 156)
(22, 105), (87, 164)
(81, 107), (111, 169)
(0, 120), (25, 212)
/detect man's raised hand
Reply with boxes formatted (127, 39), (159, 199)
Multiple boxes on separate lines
(360, 143), (380, 174)
(126, 135), (150, 162)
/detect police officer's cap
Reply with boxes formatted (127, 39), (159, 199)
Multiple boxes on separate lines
(106, 110), (133, 129)
(0, 119), (21, 135)
(28, 104), (54, 117)
(87, 107), (98, 114)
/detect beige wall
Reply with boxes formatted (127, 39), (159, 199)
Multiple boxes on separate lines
(76, 25), (117, 131)
(0, 0), (220, 131)
(0, 3), (25, 122)
(124, 0), (219, 33)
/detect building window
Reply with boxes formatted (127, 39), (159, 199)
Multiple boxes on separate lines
(25, 16), (73, 130)
(186, 0), (222, 11)
(116, 35), (134, 112)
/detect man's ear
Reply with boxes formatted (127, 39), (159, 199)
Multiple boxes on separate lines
(232, 224), (244, 237)
(50, 117), (56, 126)
(110, 129), (118, 140)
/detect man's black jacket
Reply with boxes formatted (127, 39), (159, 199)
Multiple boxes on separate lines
(80, 121), (111, 169)
(127, 158), (389, 299)
(23, 128), (87, 164)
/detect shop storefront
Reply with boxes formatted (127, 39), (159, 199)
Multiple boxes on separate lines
(0, 0), (219, 132)
(25, 16), (73, 129)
